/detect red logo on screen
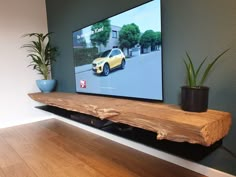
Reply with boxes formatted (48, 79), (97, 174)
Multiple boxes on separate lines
(80, 80), (86, 88)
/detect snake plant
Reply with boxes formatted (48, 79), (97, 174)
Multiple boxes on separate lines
(184, 49), (229, 88)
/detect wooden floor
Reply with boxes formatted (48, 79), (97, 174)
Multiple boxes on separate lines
(0, 119), (206, 177)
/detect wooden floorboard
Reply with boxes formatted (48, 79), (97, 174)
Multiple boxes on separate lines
(0, 119), (206, 177)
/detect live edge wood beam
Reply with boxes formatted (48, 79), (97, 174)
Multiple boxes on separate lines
(28, 92), (232, 146)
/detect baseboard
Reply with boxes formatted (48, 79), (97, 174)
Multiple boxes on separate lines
(0, 115), (54, 128)
(55, 116), (235, 177)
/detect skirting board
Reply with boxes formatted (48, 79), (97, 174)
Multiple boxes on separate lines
(0, 115), (53, 129)
(55, 115), (235, 177)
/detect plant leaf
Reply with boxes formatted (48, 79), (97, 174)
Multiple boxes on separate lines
(22, 32), (58, 79)
(185, 52), (196, 87)
(199, 48), (230, 86)
(195, 56), (208, 80)
(184, 59), (192, 86)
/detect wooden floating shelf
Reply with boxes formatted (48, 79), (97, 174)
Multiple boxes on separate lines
(28, 92), (232, 146)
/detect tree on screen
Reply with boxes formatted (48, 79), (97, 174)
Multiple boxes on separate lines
(155, 31), (161, 50)
(90, 19), (111, 51)
(140, 30), (161, 53)
(119, 23), (141, 56)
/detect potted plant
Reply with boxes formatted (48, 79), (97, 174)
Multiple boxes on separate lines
(181, 49), (229, 112)
(22, 32), (58, 93)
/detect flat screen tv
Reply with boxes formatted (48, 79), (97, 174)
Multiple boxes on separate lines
(72, 0), (163, 101)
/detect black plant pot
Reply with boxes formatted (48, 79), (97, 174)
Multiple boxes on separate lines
(181, 86), (209, 112)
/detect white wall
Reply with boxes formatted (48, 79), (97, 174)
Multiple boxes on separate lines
(0, 0), (54, 128)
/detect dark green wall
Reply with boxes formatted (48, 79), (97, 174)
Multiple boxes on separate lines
(46, 0), (236, 175)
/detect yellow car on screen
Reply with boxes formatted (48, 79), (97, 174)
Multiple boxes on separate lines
(92, 48), (126, 76)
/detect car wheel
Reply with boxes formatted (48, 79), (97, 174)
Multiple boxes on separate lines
(120, 59), (125, 69)
(103, 63), (110, 76)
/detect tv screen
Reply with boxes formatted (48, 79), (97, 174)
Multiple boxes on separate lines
(73, 0), (163, 101)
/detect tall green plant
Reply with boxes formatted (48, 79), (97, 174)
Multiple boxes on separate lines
(184, 49), (229, 87)
(22, 33), (58, 80)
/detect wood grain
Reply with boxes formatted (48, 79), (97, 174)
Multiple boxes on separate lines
(2, 163), (38, 177)
(0, 136), (38, 177)
(0, 119), (206, 177)
(0, 169), (5, 177)
(29, 92), (232, 146)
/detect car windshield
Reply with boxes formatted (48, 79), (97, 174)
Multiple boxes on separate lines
(100, 50), (111, 57)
